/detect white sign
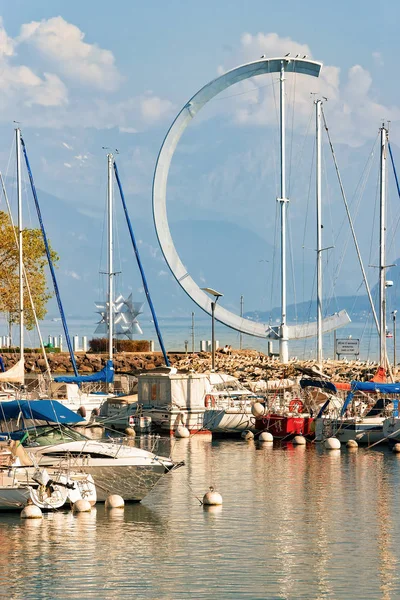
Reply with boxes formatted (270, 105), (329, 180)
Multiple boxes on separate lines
(336, 339), (360, 356)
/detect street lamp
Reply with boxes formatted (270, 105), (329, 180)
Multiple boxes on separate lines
(392, 310), (398, 369)
(202, 287), (223, 371)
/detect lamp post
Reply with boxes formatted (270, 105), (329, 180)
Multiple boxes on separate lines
(392, 310), (397, 370)
(202, 287), (223, 372)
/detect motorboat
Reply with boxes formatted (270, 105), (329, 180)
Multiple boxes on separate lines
(0, 441), (96, 510)
(0, 399), (181, 502)
(138, 369), (261, 435)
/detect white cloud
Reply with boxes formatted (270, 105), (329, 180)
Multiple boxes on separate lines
(18, 16), (122, 91)
(217, 32), (400, 146)
(65, 270), (81, 280)
(62, 142), (73, 150)
(63, 162), (72, 168)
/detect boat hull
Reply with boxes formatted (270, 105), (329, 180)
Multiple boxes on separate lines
(315, 417), (385, 444)
(255, 414), (315, 439)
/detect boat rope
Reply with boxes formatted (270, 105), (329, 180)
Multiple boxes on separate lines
(0, 173), (52, 381)
(321, 107), (380, 336)
(20, 136), (78, 377)
(113, 160), (170, 366)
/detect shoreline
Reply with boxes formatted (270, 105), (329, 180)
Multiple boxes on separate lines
(1, 349), (394, 383)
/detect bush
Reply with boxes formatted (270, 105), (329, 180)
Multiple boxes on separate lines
(88, 338), (151, 353)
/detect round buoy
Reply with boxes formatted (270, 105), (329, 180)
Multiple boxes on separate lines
(21, 504), (42, 519)
(77, 405), (87, 419)
(174, 425), (190, 438)
(91, 407), (100, 418)
(324, 437), (341, 450)
(293, 435), (306, 445)
(241, 430), (254, 441)
(125, 427), (135, 437)
(73, 499), (92, 513)
(203, 487), (223, 506)
(258, 431), (273, 442)
(346, 439), (358, 448)
(251, 402), (266, 418)
(105, 494), (125, 509)
(393, 443), (400, 453)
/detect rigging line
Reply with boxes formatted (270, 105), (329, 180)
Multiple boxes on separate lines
(287, 207), (298, 323)
(330, 134), (378, 278)
(301, 135), (315, 305)
(0, 173), (51, 378)
(290, 102), (314, 200)
(321, 106), (380, 335)
(287, 66), (297, 198)
(114, 160), (170, 366)
(20, 136), (79, 377)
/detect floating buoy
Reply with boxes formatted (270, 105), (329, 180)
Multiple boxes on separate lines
(241, 430), (254, 441)
(203, 487), (223, 506)
(324, 437), (341, 450)
(346, 439), (358, 448)
(174, 425), (190, 438)
(105, 494), (125, 509)
(393, 443), (400, 453)
(251, 402), (266, 418)
(72, 499), (91, 513)
(125, 427), (135, 437)
(258, 431), (273, 442)
(21, 504), (42, 519)
(293, 435), (306, 445)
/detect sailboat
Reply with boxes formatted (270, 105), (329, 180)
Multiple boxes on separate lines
(316, 124), (398, 445)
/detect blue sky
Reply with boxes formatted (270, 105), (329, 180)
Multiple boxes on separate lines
(1, 1), (400, 323)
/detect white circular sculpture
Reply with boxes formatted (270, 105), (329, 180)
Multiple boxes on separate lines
(153, 57), (322, 337)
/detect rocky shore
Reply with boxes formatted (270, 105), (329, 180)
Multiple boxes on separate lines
(0, 349), (393, 383)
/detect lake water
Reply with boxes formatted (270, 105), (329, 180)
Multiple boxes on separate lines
(1, 436), (400, 599)
(16, 316), (392, 363)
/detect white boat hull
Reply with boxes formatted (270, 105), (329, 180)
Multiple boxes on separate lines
(315, 416), (385, 445)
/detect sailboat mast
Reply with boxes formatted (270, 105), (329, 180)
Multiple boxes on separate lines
(379, 125), (388, 367)
(279, 60), (289, 364)
(107, 153), (114, 363)
(16, 128), (24, 365)
(316, 100), (323, 367)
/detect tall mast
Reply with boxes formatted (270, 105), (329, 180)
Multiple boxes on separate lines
(16, 128), (24, 368)
(107, 153), (114, 364)
(279, 60), (289, 363)
(316, 100), (323, 368)
(379, 125), (388, 368)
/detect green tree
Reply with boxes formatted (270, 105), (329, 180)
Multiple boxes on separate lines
(0, 211), (59, 336)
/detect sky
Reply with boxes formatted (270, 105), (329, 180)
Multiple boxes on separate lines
(1, 0), (400, 330)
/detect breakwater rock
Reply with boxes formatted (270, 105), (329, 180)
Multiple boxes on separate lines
(1, 350), (393, 383)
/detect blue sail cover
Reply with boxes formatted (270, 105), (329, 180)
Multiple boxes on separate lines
(350, 381), (400, 394)
(0, 400), (82, 423)
(300, 379), (338, 394)
(54, 360), (114, 384)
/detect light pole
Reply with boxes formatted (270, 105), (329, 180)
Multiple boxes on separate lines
(393, 310), (397, 369)
(202, 287), (223, 372)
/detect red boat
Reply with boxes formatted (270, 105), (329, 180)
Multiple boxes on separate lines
(254, 398), (315, 439)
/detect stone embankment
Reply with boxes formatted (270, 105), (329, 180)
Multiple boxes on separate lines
(0, 349), (391, 383)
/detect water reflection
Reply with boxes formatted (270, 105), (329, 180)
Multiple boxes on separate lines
(0, 440), (398, 598)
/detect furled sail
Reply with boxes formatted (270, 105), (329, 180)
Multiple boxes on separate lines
(0, 358), (24, 384)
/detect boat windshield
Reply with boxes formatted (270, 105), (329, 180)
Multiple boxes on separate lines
(12, 425), (89, 447)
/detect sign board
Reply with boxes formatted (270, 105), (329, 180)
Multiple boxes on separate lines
(335, 338), (360, 356)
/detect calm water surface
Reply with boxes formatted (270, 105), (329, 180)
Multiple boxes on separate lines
(1, 437), (400, 599)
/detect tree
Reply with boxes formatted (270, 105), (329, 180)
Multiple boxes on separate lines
(0, 211), (59, 336)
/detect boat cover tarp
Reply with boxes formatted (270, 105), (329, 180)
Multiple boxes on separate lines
(0, 358), (24, 384)
(0, 400), (82, 423)
(349, 381), (400, 394)
(54, 360), (114, 384)
(300, 379), (337, 393)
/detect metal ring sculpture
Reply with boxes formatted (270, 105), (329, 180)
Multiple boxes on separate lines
(153, 58), (321, 337)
